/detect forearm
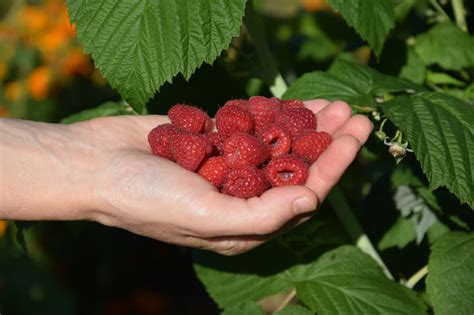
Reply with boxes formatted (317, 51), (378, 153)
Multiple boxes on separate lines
(0, 119), (96, 221)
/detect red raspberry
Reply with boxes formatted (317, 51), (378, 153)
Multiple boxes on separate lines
(198, 157), (231, 188)
(205, 131), (225, 156)
(170, 133), (212, 171)
(248, 96), (281, 134)
(265, 155), (309, 187)
(148, 123), (183, 160)
(223, 132), (269, 168)
(223, 99), (248, 109)
(215, 105), (254, 138)
(292, 130), (332, 164)
(259, 124), (292, 158)
(168, 104), (212, 134)
(275, 108), (317, 138)
(281, 99), (305, 110)
(222, 166), (269, 198)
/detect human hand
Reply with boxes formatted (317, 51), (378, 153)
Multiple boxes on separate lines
(79, 99), (372, 255)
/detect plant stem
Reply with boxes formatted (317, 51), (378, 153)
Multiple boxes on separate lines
(273, 288), (297, 312)
(328, 187), (394, 279)
(429, 0), (451, 21)
(451, 0), (468, 32)
(406, 265), (429, 289)
(244, 1), (288, 98)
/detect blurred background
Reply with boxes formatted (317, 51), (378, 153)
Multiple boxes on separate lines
(1, 0), (472, 314)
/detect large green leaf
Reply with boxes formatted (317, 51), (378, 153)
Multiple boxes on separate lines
(222, 302), (264, 315)
(382, 92), (474, 208)
(193, 210), (348, 308)
(426, 232), (474, 315)
(292, 246), (427, 314)
(283, 59), (423, 110)
(274, 305), (314, 315)
(67, 0), (247, 112)
(415, 22), (474, 71)
(326, 0), (396, 56)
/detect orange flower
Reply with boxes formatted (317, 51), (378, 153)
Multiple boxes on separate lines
(19, 5), (49, 34)
(58, 48), (91, 77)
(5, 81), (24, 102)
(0, 221), (7, 237)
(0, 63), (6, 82)
(36, 27), (70, 57)
(300, 0), (331, 12)
(28, 66), (52, 100)
(0, 105), (8, 117)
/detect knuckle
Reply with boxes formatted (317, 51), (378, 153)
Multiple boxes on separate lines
(215, 240), (245, 256)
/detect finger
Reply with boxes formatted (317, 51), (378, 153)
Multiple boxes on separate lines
(193, 185), (318, 237)
(192, 212), (316, 255)
(303, 99), (332, 113)
(314, 101), (353, 134)
(305, 134), (361, 200)
(333, 114), (373, 144)
(201, 235), (267, 255)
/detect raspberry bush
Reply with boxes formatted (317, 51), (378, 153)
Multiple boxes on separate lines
(2, 0), (473, 314)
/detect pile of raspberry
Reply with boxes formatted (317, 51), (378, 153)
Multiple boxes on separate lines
(148, 96), (332, 198)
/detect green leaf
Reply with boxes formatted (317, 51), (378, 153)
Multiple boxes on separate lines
(378, 216), (417, 250)
(328, 59), (423, 95)
(67, 0), (247, 112)
(292, 246), (427, 314)
(400, 47), (426, 85)
(274, 305), (314, 315)
(193, 211), (348, 308)
(60, 101), (136, 124)
(427, 232), (474, 315)
(283, 59), (423, 111)
(283, 71), (373, 106)
(426, 71), (465, 87)
(382, 92), (474, 208)
(326, 0), (395, 56)
(222, 301), (264, 315)
(415, 22), (474, 70)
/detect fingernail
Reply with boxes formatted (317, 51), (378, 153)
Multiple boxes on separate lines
(292, 197), (314, 215)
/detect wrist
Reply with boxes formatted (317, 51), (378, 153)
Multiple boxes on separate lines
(0, 119), (99, 221)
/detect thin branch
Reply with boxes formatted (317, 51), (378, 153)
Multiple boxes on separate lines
(406, 265), (429, 289)
(273, 288), (297, 312)
(451, 0), (468, 32)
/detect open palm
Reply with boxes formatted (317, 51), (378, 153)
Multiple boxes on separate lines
(82, 99), (372, 255)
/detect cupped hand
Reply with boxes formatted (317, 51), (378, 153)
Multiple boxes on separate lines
(79, 99), (372, 255)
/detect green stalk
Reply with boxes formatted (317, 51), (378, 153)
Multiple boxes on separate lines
(451, 0), (468, 32)
(328, 187), (393, 279)
(244, 0), (393, 280)
(429, 0), (451, 21)
(243, 2), (288, 98)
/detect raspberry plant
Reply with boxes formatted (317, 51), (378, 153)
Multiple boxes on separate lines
(61, 0), (474, 313)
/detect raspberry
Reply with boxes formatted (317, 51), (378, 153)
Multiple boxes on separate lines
(223, 132), (269, 168)
(292, 130), (332, 164)
(275, 108), (316, 138)
(168, 104), (211, 134)
(223, 99), (248, 109)
(222, 166), (269, 198)
(248, 96), (281, 134)
(215, 105), (254, 138)
(148, 123), (183, 160)
(198, 156), (231, 188)
(259, 124), (292, 158)
(265, 155), (309, 187)
(171, 133), (212, 171)
(205, 131), (225, 156)
(281, 99), (305, 110)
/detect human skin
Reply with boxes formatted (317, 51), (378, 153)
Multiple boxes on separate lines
(0, 99), (372, 255)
